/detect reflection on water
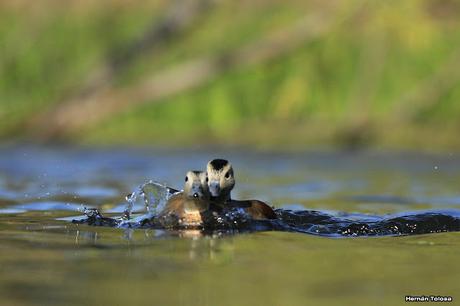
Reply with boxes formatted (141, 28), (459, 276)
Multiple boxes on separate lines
(1, 146), (460, 305)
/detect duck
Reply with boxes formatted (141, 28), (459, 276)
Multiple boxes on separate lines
(206, 159), (277, 220)
(207, 158), (235, 202)
(157, 170), (211, 228)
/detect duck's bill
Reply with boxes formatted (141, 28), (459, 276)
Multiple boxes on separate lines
(209, 182), (220, 197)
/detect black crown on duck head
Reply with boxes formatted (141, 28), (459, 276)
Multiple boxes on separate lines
(209, 159), (229, 171)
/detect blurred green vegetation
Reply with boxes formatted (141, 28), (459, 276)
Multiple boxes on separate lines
(1, 0), (460, 150)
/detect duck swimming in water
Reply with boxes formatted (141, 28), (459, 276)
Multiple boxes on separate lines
(206, 159), (277, 220)
(157, 171), (211, 228)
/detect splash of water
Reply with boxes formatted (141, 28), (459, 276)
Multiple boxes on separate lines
(123, 180), (178, 220)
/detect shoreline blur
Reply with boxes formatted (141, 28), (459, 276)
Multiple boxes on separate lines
(1, 0), (460, 151)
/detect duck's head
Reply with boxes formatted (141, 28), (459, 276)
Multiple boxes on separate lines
(183, 170), (210, 200)
(206, 159), (235, 201)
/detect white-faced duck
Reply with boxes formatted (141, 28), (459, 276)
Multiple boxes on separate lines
(158, 171), (211, 227)
(206, 159), (277, 220)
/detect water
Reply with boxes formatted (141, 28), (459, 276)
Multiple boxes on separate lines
(0, 146), (459, 305)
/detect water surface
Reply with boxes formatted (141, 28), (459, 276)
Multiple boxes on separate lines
(0, 146), (459, 305)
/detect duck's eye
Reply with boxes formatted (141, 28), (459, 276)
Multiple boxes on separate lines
(206, 177), (209, 182)
(225, 171), (230, 179)
(185, 176), (188, 182)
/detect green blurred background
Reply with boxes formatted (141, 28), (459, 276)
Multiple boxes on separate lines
(1, 0), (460, 151)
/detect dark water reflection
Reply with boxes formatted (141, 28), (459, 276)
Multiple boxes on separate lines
(1, 146), (460, 305)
